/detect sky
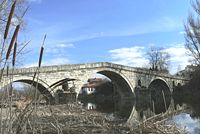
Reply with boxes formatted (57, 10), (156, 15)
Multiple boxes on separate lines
(19, 0), (193, 74)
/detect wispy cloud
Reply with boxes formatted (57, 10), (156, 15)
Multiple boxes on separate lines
(55, 43), (75, 48)
(27, 16), (181, 46)
(27, 0), (43, 3)
(23, 57), (70, 68)
(43, 58), (70, 66)
(23, 42), (74, 68)
(104, 16), (182, 37)
(45, 43), (75, 57)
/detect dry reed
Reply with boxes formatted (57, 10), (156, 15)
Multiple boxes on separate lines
(38, 34), (46, 68)
(38, 46), (44, 68)
(4, 0), (16, 40)
(6, 25), (20, 60)
(12, 42), (17, 67)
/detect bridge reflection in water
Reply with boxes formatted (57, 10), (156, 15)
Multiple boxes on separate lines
(77, 79), (172, 122)
(78, 82), (200, 134)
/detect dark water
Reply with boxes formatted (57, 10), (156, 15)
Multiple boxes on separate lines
(78, 90), (200, 134)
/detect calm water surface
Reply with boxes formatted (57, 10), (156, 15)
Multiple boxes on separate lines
(78, 91), (200, 134)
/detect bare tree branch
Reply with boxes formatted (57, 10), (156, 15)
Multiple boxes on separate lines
(185, 0), (200, 66)
(146, 47), (170, 73)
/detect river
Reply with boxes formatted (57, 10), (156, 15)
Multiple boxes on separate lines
(78, 90), (200, 134)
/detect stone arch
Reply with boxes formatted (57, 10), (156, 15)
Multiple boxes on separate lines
(12, 76), (54, 102)
(96, 69), (135, 99)
(148, 78), (171, 114)
(148, 78), (171, 93)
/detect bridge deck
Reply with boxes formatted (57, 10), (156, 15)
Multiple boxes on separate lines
(7, 62), (188, 81)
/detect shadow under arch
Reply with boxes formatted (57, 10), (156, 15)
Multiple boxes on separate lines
(97, 70), (135, 99)
(148, 78), (171, 114)
(14, 79), (54, 103)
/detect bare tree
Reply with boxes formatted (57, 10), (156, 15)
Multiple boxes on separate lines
(147, 47), (170, 73)
(184, 0), (200, 66)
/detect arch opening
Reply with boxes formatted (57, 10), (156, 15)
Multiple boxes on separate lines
(14, 79), (54, 103)
(97, 70), (134, 98)
(78, 70), (135, 119)
(148, 79), (171, 114)
(50, 78), (77, 104)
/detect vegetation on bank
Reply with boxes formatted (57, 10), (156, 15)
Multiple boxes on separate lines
(183, 68), (200, 93)
(173, 67), (200, 119)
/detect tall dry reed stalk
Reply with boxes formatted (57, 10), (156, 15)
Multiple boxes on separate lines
(4, 0), (16, 40)
(0, 0), (16, 63)
(0, 1), (34, 134)
(0, 1), (17, 133)
(12, 42), (17, 67)
(0, 25), (20, 82)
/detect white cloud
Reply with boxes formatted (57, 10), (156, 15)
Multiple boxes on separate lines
(165, 44), (191, 74)
(108, 44), (192, 74)
(23, 58), (70, 68)
(109, 46), (148, 67)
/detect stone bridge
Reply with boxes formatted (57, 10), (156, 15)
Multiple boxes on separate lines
(1, 62), (188, 100)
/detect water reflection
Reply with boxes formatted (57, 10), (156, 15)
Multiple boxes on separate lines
(78, 82), (200, 134)
(79, 96), (134, 119)
(169, 113), (200, 134)
(173, 92), (200, 119)
(172, 88), (200, 134)
(78, 88), (171, 121)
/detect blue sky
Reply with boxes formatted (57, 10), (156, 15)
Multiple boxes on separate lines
(20, 0), (192, 74)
